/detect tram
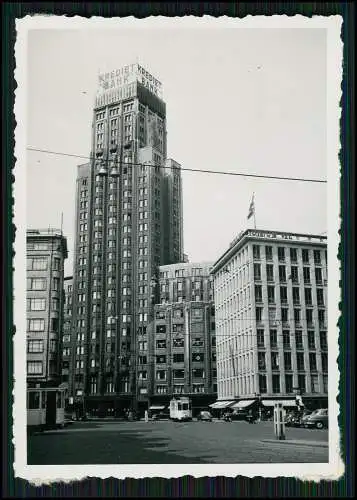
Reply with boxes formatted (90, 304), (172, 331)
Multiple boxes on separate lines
(27, 385), (67, 433)
(169, 397), (192, 422)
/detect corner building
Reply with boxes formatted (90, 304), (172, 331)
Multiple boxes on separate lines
(26, 229), (68, 388)
(211, 229), (328, 410)
(150, 262), (217, 413)
(70, 64), (183, 416)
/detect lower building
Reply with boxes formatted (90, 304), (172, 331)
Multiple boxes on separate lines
(211, 229), (328, 411)
(149, 262), (217, 414)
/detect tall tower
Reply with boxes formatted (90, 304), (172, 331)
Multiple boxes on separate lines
(70, 64), (183, 416)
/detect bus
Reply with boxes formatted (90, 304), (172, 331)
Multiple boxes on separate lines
(27, 385), (66, 433)
(169, 397), (192, 422)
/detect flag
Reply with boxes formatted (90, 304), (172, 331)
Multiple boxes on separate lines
(247, 193), (255, 220)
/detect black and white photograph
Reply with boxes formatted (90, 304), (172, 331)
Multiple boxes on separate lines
(14, 15), (343, 482)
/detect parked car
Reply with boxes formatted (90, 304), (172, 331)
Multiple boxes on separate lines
(304, 408), (328, 429)
(197, 411), (213, 422)
(151, 410), (170, 421)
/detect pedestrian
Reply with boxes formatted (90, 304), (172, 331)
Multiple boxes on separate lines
(144, 410), (149, 423)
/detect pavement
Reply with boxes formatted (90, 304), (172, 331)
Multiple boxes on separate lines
(28, 419), (329, 465)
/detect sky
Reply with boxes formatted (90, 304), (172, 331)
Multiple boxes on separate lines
(26, 24), (328, 277)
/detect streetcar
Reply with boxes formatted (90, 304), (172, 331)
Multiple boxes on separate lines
(169, 397), (192, 422)
(27, 385), (67, 433)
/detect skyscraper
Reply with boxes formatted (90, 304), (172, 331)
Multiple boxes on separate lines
(70, 64), (183, 416)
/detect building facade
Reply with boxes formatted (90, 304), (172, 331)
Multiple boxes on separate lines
(150, 262), (217, 412)
(61, 276), (73, 390)
(69, 64), (183, 416)
(211, 229), (328, 409)
(26, 229), (68, 388)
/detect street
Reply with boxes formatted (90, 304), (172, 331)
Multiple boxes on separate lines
(27, 419), (328, 464)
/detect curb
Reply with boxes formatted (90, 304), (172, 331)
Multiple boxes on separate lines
(260, 439), (328, 448)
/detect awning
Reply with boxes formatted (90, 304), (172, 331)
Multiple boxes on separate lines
(149, 405), (166, 411)
(209, 401), (236, 409)
(262, 399), (299, 408)
(231, 399), (256, 409)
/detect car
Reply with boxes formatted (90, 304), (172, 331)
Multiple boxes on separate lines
(304, 409), (328, 429)
(151, 410), (170, 421)
(197, 411), (213, 422)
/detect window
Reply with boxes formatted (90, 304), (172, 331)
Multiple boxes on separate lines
(285, 374), (293, 393)
(278, 247), (285, 262)
(156, 324), (166, 334)
(307, 331), (316, 349)
(267, 286), (275, 303)
(291, 266), (299, 283)
(27, 298), (46, 311)
(313, 250), (321, 264)
(279, 265), (286, 282)
(311, 375), (319, 393)
(27, 340), (44, 353)
(53, 257), (60, 271)
(304, 288), (312, 305)
(256, 307), (263, 322)
(28, 257), (47, 270)
(297, 352), (305, 371)
(156, 355), (166, 364)
(266, 264), (274, 282)
(271, 352), (279, 370)
(253, 245), (260, 259)
(27, 278), (46, 290)
(298, 374), (306, 393)
(28, 319), (45, 331)
(258, 352), (266, 370)
(306, 309), (313, 326)
(309, 353), (317, 371)
(192, 368), (205, 378)
(192, 337), (204, 347)
(156, 370), (166, 380)
(290, 248), (297, 262)
(284, 352), (292, 370)
(317, 288), (324, 306)
(28, 391), (41, 409)
(259, 374), (267, 393)
(321, 353), (328, 372)
(283, 330), (290, 348)
(292, 287), (300, 304)
(281, 308), (288, 323)
(255, 285), (262, 302)
(27, 361), (43, 375)
(270, 329), (277, 348)
(320, 331), (327, 350)
(295, 330), (303, 349)
(173, 338), (184, 348)
(272, 374), (280, 394)
(302, 249), (309, 263)
(303, 267), (311, 284)
(318, 309), (326, 327)
(265, 246), (273, 260)
(294, 309), (301, 324)
(156, 339), (166, 349)
(280, 286), (288, 304)
(173, 369), (185, 379)
(192, 352), (204, 363)
(254, 263), (261, 281)
(323, 375), (328, 393)
(257, 329), (265, 348)
(173, 353), (184, 363)
(315, 267), (323, 284)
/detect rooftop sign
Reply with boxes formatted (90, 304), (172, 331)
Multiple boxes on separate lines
(230, 229), (326, 248)
(97, 63), (163, 98)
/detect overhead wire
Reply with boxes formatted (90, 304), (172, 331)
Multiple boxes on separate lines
(27, 147), (327, 184)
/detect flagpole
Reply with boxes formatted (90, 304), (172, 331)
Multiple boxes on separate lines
(253, 192), (256, 229)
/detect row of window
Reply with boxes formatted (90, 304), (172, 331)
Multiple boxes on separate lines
(256, 329), (327, 350)
(27, 277), (61, 291)
(253, 263), (325, 284)
(27, 257), (61, 271)
(27, 298), (60, 311)
(258, 373), (328, 394)
(257, 351), (328, 372)
(253, 245), (325, 265)
(255, 306), (326, 325)
(255, 285), (325, 305)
